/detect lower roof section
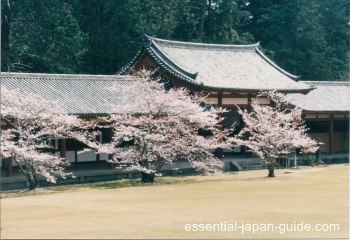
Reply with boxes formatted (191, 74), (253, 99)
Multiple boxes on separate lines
(2, 73), (348, 115)
(286, 81), (350, 113)
(1, 72), (136, 116)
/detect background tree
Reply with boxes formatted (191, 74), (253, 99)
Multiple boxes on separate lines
(171, 0), (254, 43)
(75, 0), (183, 74)
(234, 91), (318, 177)
(4, 0), (87, 73)
(0, 86), (92, 190)
(242, 0), (349, 80)
(1, 0), (11, 71)
(203, 0), (254, 44)
(84, 71), (230, 182)
(2, 0), (348, 79)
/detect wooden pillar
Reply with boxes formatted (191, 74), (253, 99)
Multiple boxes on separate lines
(240, 118), (247, 156)
(60, 138), (67, 171)
(1, 159), (4, 170)
(51, 139), (56, 155)
(218, 92), (223, 108)
(242, 93), (253, 157)
(96, 135), (100, 163)
(247, 93), (252, 113)
(108, 128), (115, 169)
(218, 92), (223, 131)
(7, 156), (13, 177)
(215, 92), (224, 159)
(75, 149), (78, 163)
(329, 115), (334, 155)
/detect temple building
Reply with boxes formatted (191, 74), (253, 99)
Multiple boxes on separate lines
(118, 36), (313, 95)
(287, 81), (349, 154)
(1, 36), (349, 177)
(117, 36), (349, 154)
(1, 73), (136, 175)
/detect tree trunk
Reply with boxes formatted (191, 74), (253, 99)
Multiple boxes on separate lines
(25, 160), (39, 190)
(141, 172), (155, 183)
(207, 0), (211, 36)
(138, 158), (156, 183)
(1, 0), (11, 72)
(27, 175), (38, 190)
(267, 161), (275, 178)
(92, 0), (101, 73)
(198, 0), (207, 39)
(13, 157), (39, 190)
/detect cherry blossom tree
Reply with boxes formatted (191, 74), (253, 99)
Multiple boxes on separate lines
(0, 86), (93, 190)
(234, 91), (318, 177)
(86, 71), (231, 182)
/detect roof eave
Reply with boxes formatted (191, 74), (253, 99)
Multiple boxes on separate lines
(144, 37), (199, 80)
(115, 49), (144, 75)
(301, 110), (350, 114)
(146, 35), (260, 50)
(255, 48), (300, 81)
(201, 86), (313, 94)
(70, 113), (110, 117)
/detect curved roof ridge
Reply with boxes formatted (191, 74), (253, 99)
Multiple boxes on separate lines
(145, 36), (199, 81)
(117, 35), (313, 94)
(145, 35), (259, 51)
(115, 49), (143, 75)
(255, 48), (300, 81)
(300, 81), (350, 86)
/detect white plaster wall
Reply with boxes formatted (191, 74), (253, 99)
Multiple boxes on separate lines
(78, 150), (97, 162)
(203, 98), (218, 104)
(222, 98), (248, 105)
(100, 153), (108, 161)
(251, 97), (270, 105)
(66, 151), (75, 163)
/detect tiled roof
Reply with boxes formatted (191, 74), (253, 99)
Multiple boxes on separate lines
(1, 72), (136, 115)
(286, 81), (350, 113)
(117, 35), (313, 93)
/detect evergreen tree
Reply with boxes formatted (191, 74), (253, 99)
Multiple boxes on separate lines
(5, 0), (88, 73)
(243, 0), (349, 80)
(1, 0), (348, 79)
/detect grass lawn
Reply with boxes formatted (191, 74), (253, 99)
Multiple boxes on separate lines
(1, 164), (349, 239)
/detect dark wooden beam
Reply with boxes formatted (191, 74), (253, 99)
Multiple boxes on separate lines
(208, 93), (251, 98)
(7, 156), (12, 177)
(51, 139), (56, 155)
(60, 139), (67, 171)
(218, 92), (223, 108)
(247, 93), (252, 113)
(75, 149), (78, 163)
(96, 135), (100, 163)
(329, 115), (334, 155)
(240, 93), (253, 157)
(108, 128), (115, 169)
(303, 116), (349, 121)
(215, 92), (224, 159)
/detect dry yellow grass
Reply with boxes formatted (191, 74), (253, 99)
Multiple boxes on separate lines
(1, 164), (349, 239)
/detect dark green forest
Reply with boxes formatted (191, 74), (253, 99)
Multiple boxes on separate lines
(1, 0), (349, 80)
